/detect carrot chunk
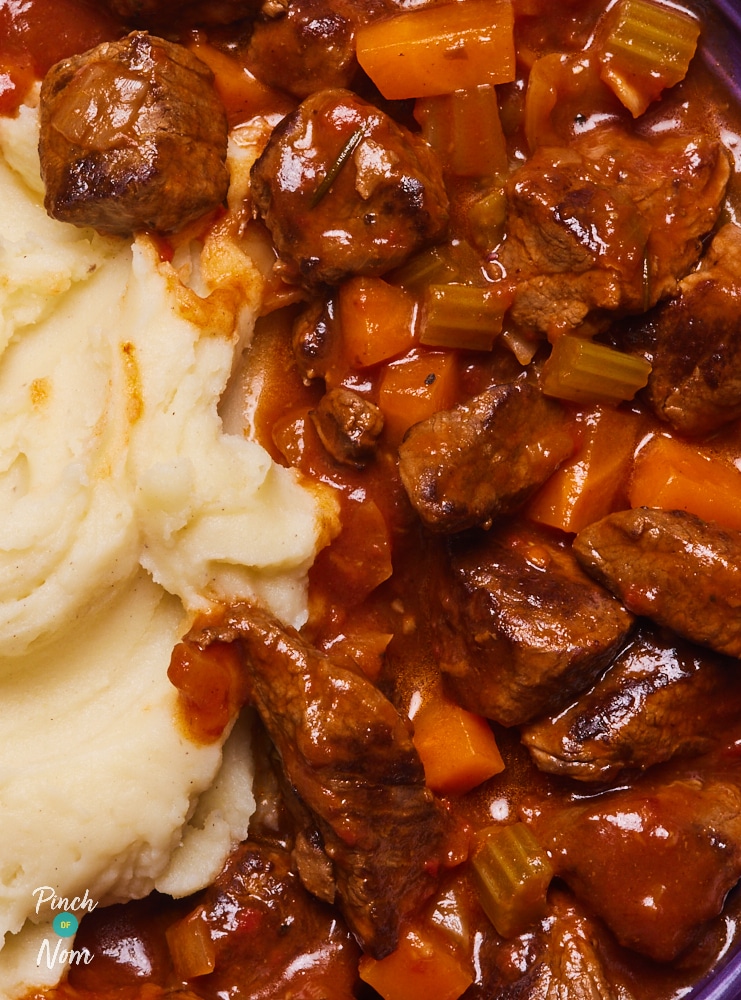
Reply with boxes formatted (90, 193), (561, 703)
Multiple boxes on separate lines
(413, 694), (505, 796)
(338, 276), (417, 369)
(629, 434), (741, 531)
(359, 925), (473, 1000)
(526, 406), (642, 533)
(356, 0), (515, 100)
(377, 350), (458, 442)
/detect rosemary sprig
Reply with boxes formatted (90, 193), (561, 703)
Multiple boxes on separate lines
(310, 125), (367, 208)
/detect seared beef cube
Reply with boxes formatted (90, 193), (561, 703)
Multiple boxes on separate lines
(526, 763), (741, 962)
(292, 294), (341, 382)
(522, 625), (741, 783)
(39, 32), (229, 237)
(185, 602), (446, 959)
(250, 88), (449, 286)
(574, 508), (741, 657)
(310, 386), (384, 467)
(513, 889), (618, 1000)
(246, 0), (362, 99)
(497, 130), (729, 337)
(175, 842), (360, 995)
(436, 523), (634, 726)
(640, 224), (741, 435)
(398, 380), (575, 534)
(106, 0), (257, 26)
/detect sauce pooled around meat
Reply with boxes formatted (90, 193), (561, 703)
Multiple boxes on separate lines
(11, 0), (741, 998)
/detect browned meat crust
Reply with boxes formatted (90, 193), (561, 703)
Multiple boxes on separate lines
(522, 625), (741, 782)
(250, 88), (449, 286)
(186, 602), (447, 959)
(39, 31), (229, 236)
(526, 764), (741, 962)
(310, 386), (384, 467)
(496, 130), (730, 337)
(398, 380), (575, 534)
(574, 507), (741, 657)
(434, 522), (634, 725)
(639, 224), (741, 436)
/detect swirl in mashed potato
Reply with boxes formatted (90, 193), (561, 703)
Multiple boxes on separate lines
(0, 97), (338, 994)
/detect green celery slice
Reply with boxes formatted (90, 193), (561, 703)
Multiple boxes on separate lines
(542, 335), (652, 404)
(598, 0), (701, 117)
(472, 823), (553, 938)
(419, 284), (512, 351)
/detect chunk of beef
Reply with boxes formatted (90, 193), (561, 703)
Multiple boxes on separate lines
(525, 762), (741, 962)
(292, 294), (341, 382)
(496, 129), (730, 337)
(522, 625), (741, 783)
(106, 0), (257, 27)
(497, 889), (618, 1000)
(246, 0), (376, 99)
(398, 380), (575, 534)
(434, 523), (634, 726)
(638, 224), (741, 435)
(39, 32), (229, 237)
(310, 386), (384, 467)
(175, 841), (360, 998)
(574, 508), (741, 658)
(185, 602), (446, 958)
(250, 88), (449, 286)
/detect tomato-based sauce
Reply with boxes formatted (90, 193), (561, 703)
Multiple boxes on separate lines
(0, 0), (121, 113)
(10, 0), (741, 998)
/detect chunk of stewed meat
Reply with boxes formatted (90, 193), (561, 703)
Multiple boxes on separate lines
(292, 294), (341, 382)
(434, 523), (634, 726)
(525, 762), (741, 962)
(250, 88), (449, 286)
(106, 0), (257, 26)
(310, 387), (384, 467)
(522, 626), (741, 783)
(496, 129), (730, 337)
(172, 842), (360, 998)
(185, 602), (446, 959)
(637, 224), (741, 436)
(504, 889), (619, 1000)
(398, 380), (575, 534)
(246, 0), (381, 99)
(574, 508), (741, 658)
(39, 32), (229, 237)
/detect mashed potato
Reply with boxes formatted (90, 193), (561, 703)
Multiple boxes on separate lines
(0, 98), (338, 995)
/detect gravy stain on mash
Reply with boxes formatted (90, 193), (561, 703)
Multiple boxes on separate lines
(0, 96), (338, 994)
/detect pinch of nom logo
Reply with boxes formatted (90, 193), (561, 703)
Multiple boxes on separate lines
(33, 886), (97, 970)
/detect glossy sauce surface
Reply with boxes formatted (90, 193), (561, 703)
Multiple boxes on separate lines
(11, 0), (741, 998)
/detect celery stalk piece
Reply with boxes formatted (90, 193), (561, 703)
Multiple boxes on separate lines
(419, 283), (512, 351)
(415, 86), (508, 179)
(389, 246), (461, 291)
(468, 188), (508, 255)
(472, 823), (553, 938)
(597, 0), (701, 117)
(542, 335), (652, 404)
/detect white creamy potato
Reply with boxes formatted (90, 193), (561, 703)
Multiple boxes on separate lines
(0, 99), (338, 995)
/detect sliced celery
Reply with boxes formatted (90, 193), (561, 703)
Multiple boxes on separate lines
(472, 823), (553, 938)
(415, 85), (508, 178)
(419, 284), (512, 351)
(597, 0), (700, 117)
(166, 908), (216, 979)
(541, 335), (651, 404)
(389, 246), (461, 291)
(468, 188), (508, 255)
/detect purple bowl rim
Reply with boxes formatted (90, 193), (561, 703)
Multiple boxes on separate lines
(658, 6), (741, 994)
(691, 947), (741, 1000)
(699, 0), (741, 101)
